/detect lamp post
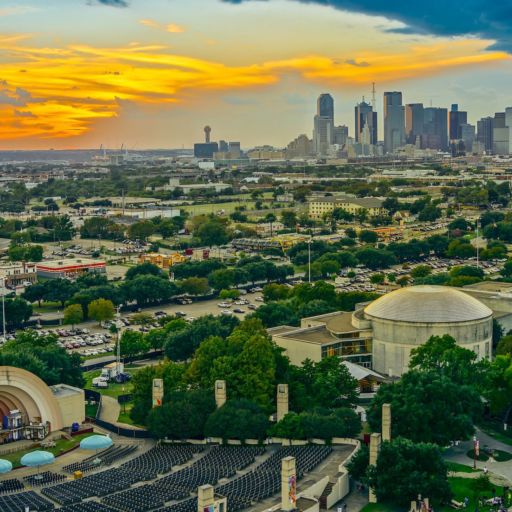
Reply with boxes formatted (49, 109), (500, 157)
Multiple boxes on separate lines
(473, 435), (478, 470)
(307, 237), (312, 284)
(1, 278), (6, 341)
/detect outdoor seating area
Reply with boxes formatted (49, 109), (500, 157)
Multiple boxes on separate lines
(0, 478), (24, 495)
(62, 445), (138, 474)
(58, 502), (119, 512)
(0, 489), (55, 511)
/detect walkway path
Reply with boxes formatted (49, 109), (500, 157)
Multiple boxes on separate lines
(98, 395), (120, 424)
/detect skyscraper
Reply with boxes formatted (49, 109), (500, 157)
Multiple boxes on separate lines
(317, 93), (334, 121)
(354, 101), (377, 145)
(493, 112), (509, 155)
(449, 104), (468, 141)
(405, 103), (424, 145)
(477, 117), (494, 153)
(423, 107), (448, 151)
(313, 93), (335, 155)
(383, 92), (405, 153)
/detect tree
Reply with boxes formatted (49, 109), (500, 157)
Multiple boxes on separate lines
(263, 283), (290, 302)
(22, 283), (46, 307)
(370, 273), (385, 285)
(63, 304), (83, 329)
(411, 265), (432, 279)
(208, 269), (235, 291)
(196, 219), (230, 247)
(125, 262), (164, 280)
(355, 248), (396, 270)
(367, 438), (451, 507)
(219, 289), (240, 300)
(0, 331), (83, 387)
(122, 275), (178, 305)
(88, 298), (115, 325)
(367, 371), (482, 445)
(128, 221), (155, 241)
(359, 230), (378, 244)
(204, 400), (269, 441)
(119, 330), (150, 358)
(497, 335), (512, 355)
(0, 298), (33, 329)
(179, 277), (209, 296)
(130, 312), (154, 326)
(43, 279), (78, 308)
(281, 210), (298, 228)
(146, 389), (215, 439)
(254, 302), (299, 327)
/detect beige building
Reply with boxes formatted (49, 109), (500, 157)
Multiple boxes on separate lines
(271, 285), (493, 378)
(308, 195), (386, 219)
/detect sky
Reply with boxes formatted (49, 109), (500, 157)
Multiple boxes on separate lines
(0, 0), (511, 150)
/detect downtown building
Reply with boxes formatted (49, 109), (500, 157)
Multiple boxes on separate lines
(383, 92), (405, 154)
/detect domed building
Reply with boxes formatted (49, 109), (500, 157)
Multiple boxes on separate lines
(362, 286), (493, 376)
(271, 285), (493, 379)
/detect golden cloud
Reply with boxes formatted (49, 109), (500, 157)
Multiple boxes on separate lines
(0, 35), (507, 141)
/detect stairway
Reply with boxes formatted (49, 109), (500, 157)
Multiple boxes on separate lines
(319, 481), (335, 509)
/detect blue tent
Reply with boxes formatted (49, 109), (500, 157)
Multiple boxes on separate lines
(21, 450), (55, 468)
(80, 435), (113, 451)
(0, 459), (12, 474)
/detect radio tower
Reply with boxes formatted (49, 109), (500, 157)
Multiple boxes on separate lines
(371, 82), (376, 108)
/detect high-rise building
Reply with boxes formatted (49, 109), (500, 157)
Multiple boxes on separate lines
(219, 140), (229, 152)
(228, 142), (241, 157)
(286, 134), (313, 158)
(423, 107), (448, 151)
(493, 112), (509, 155)
(449, 104), (468, 141)
(317, 93), (334, 121)
(383, 92), (405, 153)
(313, 93), (335, 155)
(460, 124), (475, 152)
(477, 117), (494, 153)
(333, 125), (349, 146)
(405, 103), (424, 145)
(354, 101), (377, 145)
(313, 115), (333, 155)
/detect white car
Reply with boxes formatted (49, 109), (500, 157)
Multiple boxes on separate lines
(217, 302), (232, 308)
(221, 310), (232, 315)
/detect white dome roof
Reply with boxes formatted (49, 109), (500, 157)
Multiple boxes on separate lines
(364, 285), (492, 323)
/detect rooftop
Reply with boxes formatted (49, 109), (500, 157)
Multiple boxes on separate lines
(364, 285), (493, 323)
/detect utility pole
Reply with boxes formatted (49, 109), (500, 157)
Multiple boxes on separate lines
(476, 220), (480, 269)
(1, 278), (6, 341)
(308, 237), (312, 283)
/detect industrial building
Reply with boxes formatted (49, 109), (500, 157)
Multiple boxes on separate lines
(271, 285), (493, 378)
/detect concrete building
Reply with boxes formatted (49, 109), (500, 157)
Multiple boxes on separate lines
(271, 286), (493, 378)
(333, 125), (349, 146)
(313, 115), (333, 156)
(36, 258), (106, 279)
(165, 178), (231, 195)
(365, 286), (492, 376)
(286, 134), (313, 158)
(0, 262), (37, 288)
(449, 104), (468, 141)
(138, 252), (187, 269)
(423, 107), (448, 151)
(308, 195), (385, 219)
(383, 92), (405, 154)
(493, 111), (511, 155)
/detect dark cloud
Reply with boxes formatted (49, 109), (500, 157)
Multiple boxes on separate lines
(14, 110), (37, 118)
(222, 0), (512, 52)
(88, 0), (129, 7)
(345, 59), (370, 67)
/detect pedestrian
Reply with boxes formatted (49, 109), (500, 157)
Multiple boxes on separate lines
(483, 466), (488, 474)
(343, 504), (347, 512)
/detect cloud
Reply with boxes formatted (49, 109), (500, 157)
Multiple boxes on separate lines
(14, 110), (37, 118)
(90, 0), (128, 7)
(139, 19), (185, 33)
(222, 1), (512, 52)
(0, 6), (39, 17)
(166, 24), (185, 34)
(0, 33), (506, 142)
(345, 59), (370, 67)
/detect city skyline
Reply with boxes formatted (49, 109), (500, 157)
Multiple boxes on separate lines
(0, 0), (510, 150)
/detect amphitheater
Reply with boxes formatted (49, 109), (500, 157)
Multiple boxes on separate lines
(0, 436), (356, 512)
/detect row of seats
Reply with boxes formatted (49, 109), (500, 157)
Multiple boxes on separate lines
(103, 446), (265, 510)
(58, 501), (120, 512)
(0, 490), (55, 512)
(42, 444), (204, 505)
(63, 445), (137, 474)
(0, 478), (24, 495)
(24, 471), (66, 487)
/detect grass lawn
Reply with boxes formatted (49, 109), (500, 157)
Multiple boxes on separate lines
(360, 477), (505, 512)
(446, 461), (480, 473)
(83, 369), (135, 398)
(3, 432), (93, 468)
(117, 403), (144, 428)
(33, 301), (62, 313)
(85, 403), (99, 418)
(81, 351), (114, 362)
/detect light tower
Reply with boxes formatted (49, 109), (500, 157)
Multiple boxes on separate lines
(204, 125), (211, 144)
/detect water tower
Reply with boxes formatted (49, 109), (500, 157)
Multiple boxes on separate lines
(204, 125), (211, 144)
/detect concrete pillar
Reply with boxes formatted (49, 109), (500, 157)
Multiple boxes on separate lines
(198, 484), (215, 512)
(152, 378), (164, 408)
(215, 380), (227, 408)
(276, 384), (289, 422)
(368, 433), (381, 504)
(382, 403), (391, 442)
(281, 456), (297, 511)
